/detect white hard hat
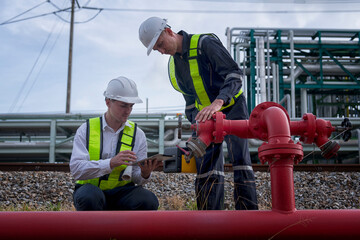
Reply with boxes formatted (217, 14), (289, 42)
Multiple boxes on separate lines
(139, 17), (168, 56)
(103, 76), (143, 104)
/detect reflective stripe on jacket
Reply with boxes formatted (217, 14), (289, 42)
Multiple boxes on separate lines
(168, 33), (243, 111)
(76, 117), (137, 190)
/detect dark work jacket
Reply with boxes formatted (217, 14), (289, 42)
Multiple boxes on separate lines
(171, 31), (244, 122)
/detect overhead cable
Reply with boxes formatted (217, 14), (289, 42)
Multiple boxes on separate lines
(0, 1), (49, 25)
(8, 18), (59, 113)
(17, 21), (66, 112)
(54, 9), (102, 24)
(47, 0), (62, 10)
(0, 8), (71, 25)
(82, 6), (360, 14)
(183, 0), (360, 3)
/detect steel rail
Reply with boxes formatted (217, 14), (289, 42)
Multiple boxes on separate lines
(0, 162), (359, 172)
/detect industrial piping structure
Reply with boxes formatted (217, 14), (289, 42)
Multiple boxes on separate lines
(0, 102), (358, 239)
(226, 28), (360, 119)
(225, 27), (360, 164)
(0, 113), (358, 163)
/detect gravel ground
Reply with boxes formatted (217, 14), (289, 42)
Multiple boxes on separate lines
(0, 171), (359, 211)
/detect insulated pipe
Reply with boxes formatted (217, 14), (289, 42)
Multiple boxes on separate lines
(163, 128), (181, 146)
(266, 31), (271, 101)
(289, 30), (296, 118)
(255, 38), (260, 104)
(259, 37), (267, 103)
(242, 49), (248, 101)
(226, 27), (231, 52)
(279, 94), (291, 114)
(358, 129), (360, 164)
(276, 65), (280, 103)
(300, 88), (308, 115)
(244, 64), (360, 78)
(293, 66), (303, 79)
(282, 64), (360, 82)
(0, 210), (360, 240)
(272, 63), (277, 102)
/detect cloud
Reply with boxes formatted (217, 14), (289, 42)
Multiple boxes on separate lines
(1, 0), (359, 114)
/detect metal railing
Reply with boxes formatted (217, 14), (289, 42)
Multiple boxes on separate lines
(0, 113), (359, 163)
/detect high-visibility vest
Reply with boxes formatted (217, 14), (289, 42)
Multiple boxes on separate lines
(168, 33), (243, 111)
(76, 117), (137, 191)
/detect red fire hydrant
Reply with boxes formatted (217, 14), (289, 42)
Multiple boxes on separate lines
(187, 102), (340, 213)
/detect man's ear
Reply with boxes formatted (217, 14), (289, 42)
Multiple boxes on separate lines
(164, 27), (173, 36)
(105, 98), (111, 108)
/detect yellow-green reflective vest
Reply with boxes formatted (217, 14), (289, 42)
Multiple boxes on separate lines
(76, 117), (137, 191)
(168, 33), (243, 111)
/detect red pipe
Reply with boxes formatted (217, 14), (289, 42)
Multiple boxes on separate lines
(267, 158), (296, 212)
(194, 104), (302, 212)
(290, 113), (336, 147)
(257, 106), (302, 213)
(262, 107), (291, 144)
(0, 210), (359, 239)
(191, 102), (337, 212)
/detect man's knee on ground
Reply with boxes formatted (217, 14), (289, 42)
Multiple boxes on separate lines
(73, 184), (106, 211)
(137, 190), (159, 210)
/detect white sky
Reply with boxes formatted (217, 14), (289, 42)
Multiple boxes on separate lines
(1, 0), (359, 114)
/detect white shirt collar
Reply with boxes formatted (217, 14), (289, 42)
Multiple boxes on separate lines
(102, 114), (131, 133)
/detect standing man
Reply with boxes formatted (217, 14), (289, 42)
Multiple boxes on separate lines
(139, 17), (258, 210)
(70, 76), (161, 211)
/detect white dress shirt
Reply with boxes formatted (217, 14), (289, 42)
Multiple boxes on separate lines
(70, 115), (150, 186)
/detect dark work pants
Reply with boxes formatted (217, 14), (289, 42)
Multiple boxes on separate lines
(224, 95), (258, 210)
(73, 183), (159, 211)
(225, 134), (258, 210)
(195, 143), (225, 210)
(193, 95), (258, 210)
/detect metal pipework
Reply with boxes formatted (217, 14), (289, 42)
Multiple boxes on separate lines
(188, 102), (340, 212)
(188, 102), (339, 161)
(0, 210), (360, 239)
(0, 102), (359, 239)
(290, 113), (340, 159)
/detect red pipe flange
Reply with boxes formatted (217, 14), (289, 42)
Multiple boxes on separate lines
(213, 111), (226, 143)
(249, 102), (289, 141)
(258, 142), (304, 165)
(299, 113), (317, 144)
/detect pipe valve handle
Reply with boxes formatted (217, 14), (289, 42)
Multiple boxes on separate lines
(340, 118), (352, 142)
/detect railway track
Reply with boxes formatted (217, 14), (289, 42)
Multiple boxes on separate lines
(0, 162), (359, 172)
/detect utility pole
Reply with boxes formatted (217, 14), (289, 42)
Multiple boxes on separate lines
(66, 0), (75, 113)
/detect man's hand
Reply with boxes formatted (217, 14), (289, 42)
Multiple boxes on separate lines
(195, 99), (224, 122)
(139, 158), (163, 179)
(110, 150), (137, 169)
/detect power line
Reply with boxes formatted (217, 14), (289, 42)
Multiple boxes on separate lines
(184, 0), (360, 3)
(0, 0), (99, 25)
(17, 21), (67, 112)
(82, 6), (360, 14)
(2, 3), (359, 26)
(0, 8), (71, 25)
(8, 18), (59, 113)
(53, 9), (102, 24)
(47, 0), (63, 10)
(0, 1), (48, 25)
